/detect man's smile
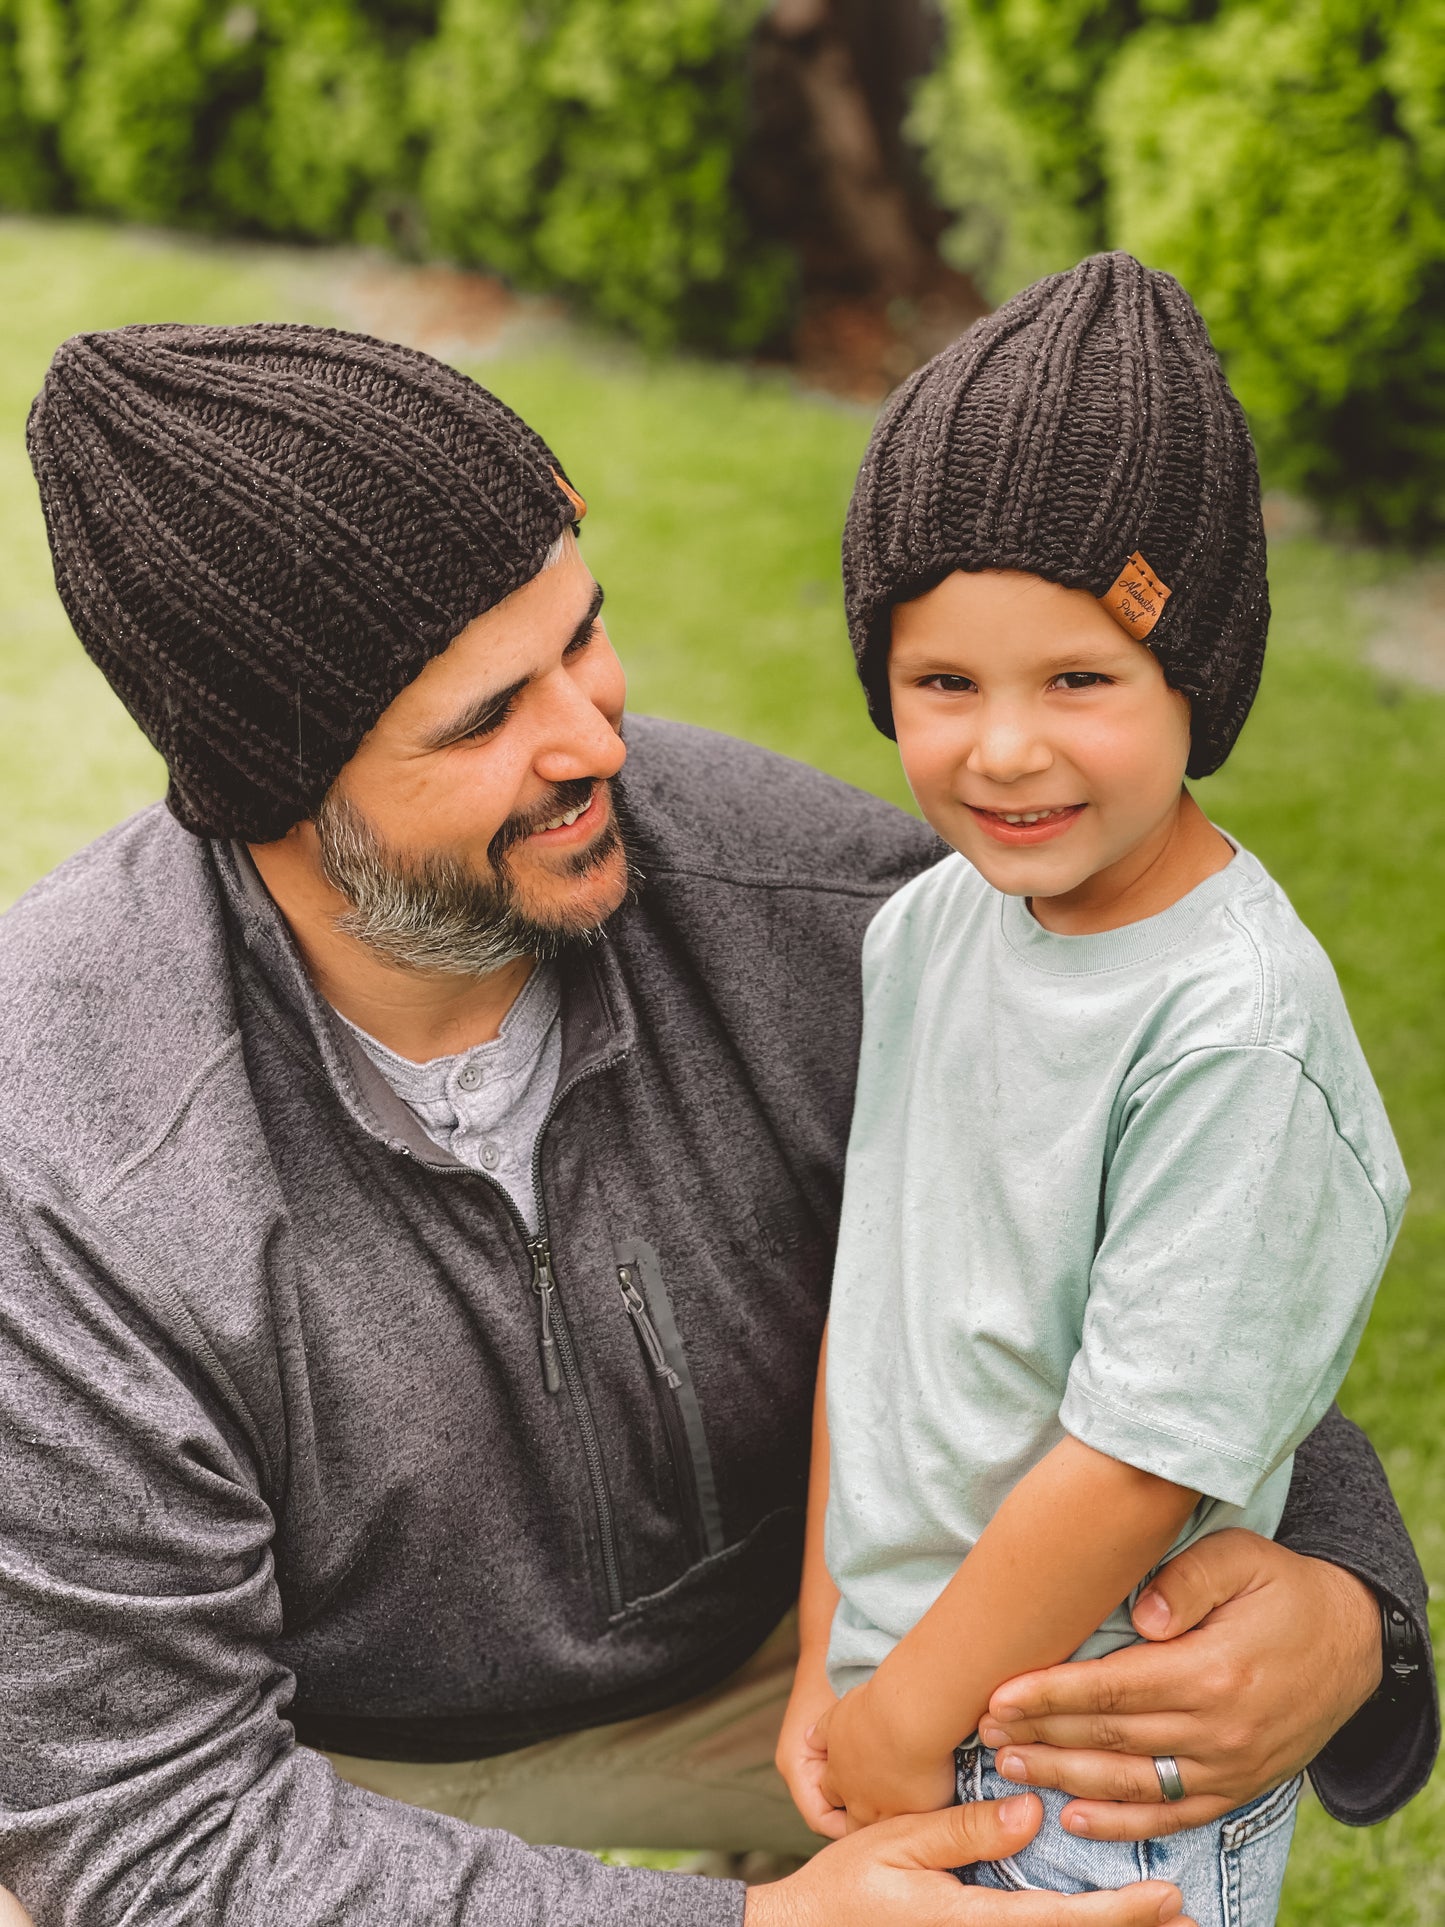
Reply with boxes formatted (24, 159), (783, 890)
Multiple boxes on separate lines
(526, 782), (605, 844)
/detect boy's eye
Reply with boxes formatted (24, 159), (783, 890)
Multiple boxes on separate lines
(564, 619), (600, 659)
(923, 674), (977, 693)
(1053, 672), (1110, 690)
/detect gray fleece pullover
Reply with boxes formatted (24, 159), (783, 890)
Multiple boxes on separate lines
(0, 718), (1434, 1927)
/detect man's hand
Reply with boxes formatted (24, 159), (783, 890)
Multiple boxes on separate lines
(0, 1887), (34, 1927)
(975, 1529), (1381, 1839)
(814, 1679), (956, 1828)
(744, 1794), (1192, 1926)
(775, 1649), (845, 1838)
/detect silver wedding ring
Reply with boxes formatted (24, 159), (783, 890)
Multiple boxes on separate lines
(1153, 1754), (1187, 1803)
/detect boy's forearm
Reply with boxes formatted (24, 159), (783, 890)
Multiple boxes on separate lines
(798, 1327), (839, 1662)
(869, 1436), (1199, 1760)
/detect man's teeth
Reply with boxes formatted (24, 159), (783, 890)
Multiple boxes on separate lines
(539, 800), (588, 832)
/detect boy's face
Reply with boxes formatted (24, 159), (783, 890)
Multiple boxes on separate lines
(887, 569), (1193, 911)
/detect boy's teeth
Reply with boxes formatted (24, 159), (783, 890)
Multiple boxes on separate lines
(1000, 809), (1062, 824)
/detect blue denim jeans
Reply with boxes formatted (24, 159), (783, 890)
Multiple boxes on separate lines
(953, 1746), (1302, 1927)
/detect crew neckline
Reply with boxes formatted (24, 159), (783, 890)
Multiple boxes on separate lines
(997, 840), (1255, 976)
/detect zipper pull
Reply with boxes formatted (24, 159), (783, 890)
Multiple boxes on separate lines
(529, 1239), (562, 1395)
(619, 1267), (681, 1388)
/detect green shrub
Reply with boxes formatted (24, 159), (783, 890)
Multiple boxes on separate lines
(910, 0), (1142, 305)
(1102, 1), (1445, 538)
(916, 0), (1445, 538)
(210, 3), (409, 248)
(0, 0), (790, 351)
(0, 0), (64, 208)
(409, 0), (790, 351)
(4, 0), (269, 223)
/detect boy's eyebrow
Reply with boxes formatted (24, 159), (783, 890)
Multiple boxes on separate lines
(893, 634), (1133, 675)
(420, 581), (605, 748)
(1029, 640), (1135, 673)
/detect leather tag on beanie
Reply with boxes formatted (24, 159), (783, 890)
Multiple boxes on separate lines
(552, 469), (587, 521)
(1100, 551), (1171, 640)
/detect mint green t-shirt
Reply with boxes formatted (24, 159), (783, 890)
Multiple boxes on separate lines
(824, 844), (1408, 1696)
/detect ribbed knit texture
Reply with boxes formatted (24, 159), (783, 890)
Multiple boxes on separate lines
(842, 252), (1268, 778)
(27, 324), (582, 840)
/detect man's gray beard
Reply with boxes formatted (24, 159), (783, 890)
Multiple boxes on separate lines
(313, 784), (629, 978)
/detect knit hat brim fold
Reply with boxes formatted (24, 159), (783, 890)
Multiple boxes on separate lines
(842, 253), (1268, 779)
(28, 323), (583, 841)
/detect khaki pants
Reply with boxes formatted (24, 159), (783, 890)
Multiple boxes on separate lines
(322, 1612), (819, 1862)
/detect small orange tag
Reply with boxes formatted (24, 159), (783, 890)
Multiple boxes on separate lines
(1100, 551), (1171, 640)
(551, 469), (587, 522)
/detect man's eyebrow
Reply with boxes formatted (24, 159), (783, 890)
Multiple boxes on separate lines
(420, 581), (605, 749)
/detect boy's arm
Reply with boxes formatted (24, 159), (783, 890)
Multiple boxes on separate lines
(775, 1329), (846, 1836)
(817, 1436), (1198, 1826)
(799, 1327), (841, 1660)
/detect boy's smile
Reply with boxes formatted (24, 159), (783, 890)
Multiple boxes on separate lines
(888, 568), (1233, 933)
(967, 801), (1086, 845)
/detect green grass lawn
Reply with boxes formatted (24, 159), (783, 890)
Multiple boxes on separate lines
(1, 215), (1441, 1922)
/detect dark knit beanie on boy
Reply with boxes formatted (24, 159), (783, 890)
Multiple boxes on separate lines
(842, 252), (1267, 778)
(27, 323), (584, 841)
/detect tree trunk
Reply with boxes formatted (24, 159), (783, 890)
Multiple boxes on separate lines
(741, 0), (986, 391)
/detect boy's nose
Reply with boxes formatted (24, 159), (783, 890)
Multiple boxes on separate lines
(965, 709), (1053, 784)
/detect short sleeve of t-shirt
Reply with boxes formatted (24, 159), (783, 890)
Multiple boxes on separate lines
(1060, 1043), (1398, 1507)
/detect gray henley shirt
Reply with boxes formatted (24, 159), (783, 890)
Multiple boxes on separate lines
(337, 961), (562, 1233)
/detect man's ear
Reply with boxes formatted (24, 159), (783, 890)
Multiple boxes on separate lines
(247, 815), (312, 857)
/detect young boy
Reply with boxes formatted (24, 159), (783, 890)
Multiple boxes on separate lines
(780, 254), (1409, 1921)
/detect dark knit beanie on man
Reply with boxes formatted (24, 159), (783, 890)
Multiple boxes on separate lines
(27, 323), (584, 842)
(842, 251), (1268, 778)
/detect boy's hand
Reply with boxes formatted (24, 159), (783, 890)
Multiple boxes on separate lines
(776, 1650), (846, 1838)
(815, 1679), (957, 1827)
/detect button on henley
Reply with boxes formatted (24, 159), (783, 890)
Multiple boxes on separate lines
(338, 961), (562, 1232)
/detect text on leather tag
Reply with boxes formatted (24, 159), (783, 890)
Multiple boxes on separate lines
(1100, 551), (1171, 640)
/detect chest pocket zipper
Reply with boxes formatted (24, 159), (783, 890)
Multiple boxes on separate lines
(616, 1237), (726, 1563)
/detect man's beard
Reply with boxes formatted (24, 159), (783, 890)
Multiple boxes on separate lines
(314, 777), (634, 978)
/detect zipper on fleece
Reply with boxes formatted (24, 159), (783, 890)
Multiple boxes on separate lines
(618, 1269), (680, 1388)
(405, 1054), (628, 1619)
(529, 1240), (563, 1395)
(618, 1265), (704, 1560)
(520, 1079), (626, 1617)
(616, 1240), (725, 1561)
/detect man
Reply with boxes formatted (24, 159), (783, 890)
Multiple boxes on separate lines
(1, 323), (1434, 1927)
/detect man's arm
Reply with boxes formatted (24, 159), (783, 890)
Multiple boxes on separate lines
(0, 1182), (1197, 1927)
(0, 1165), (734, 1927)
(1276, 1403), (1438, 1824)
(4, 1804), (1199, 1927)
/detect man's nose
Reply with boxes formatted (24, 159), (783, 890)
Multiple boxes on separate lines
(964, 702), (1052, 784)
(531, 655), (628, 786)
